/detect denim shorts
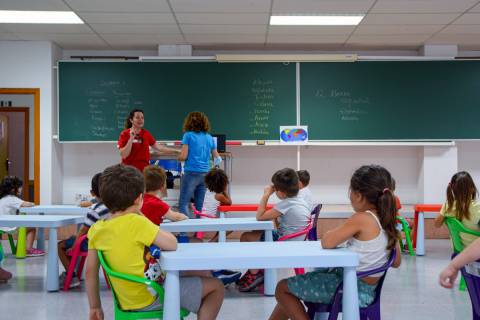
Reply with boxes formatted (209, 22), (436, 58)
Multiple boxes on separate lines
(259, 230), (279, 242)
(64, 236), (88, 252)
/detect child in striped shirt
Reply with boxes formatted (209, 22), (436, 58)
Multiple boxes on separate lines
(57, 173), (110, 288)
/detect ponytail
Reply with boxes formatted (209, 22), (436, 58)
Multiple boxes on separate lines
(377, 190), (400, 250)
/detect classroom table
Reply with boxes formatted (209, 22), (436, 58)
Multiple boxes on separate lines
(160, 217), (274, 237)
(19, 205), (89, 251)
(412, 204), (442, 256)
(160, 241), (360, 320)
(160, 217), (276, 293)
(0, 215), (84, 291)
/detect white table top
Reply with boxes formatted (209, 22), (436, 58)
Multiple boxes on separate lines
(159, 241), (358, 271)
(19, 205), (89, 215)
(160, 217), (274, 232)
(0, 215), (84, 228)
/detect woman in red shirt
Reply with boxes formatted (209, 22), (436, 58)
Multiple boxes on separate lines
(117, 109), (178, 172)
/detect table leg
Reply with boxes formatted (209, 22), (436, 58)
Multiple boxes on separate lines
(164, 270), (180, 320)
(46, 228), (59, 291)
(264, 230), (276, 296)
(342, 266), (360, 320)
(37, 212), (46, 250)
(218, 211), (226, 241)
(416, 212), (425, 256)
(219, 231), (226, 242)
(37, 228), (45, 251)
(412, 210), (419, 248)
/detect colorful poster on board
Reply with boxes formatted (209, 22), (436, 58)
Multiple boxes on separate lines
(280, 126), (308, 145)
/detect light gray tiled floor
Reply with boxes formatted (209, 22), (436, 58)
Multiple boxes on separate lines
(0, 240), (472, 319)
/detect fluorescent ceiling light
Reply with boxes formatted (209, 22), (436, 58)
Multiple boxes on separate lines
(270, 15), (364, 26)
(0, 10), (84, 24)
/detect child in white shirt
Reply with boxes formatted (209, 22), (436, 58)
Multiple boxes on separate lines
(0, 176), (45, 257)
(203, 168), (232, 242)
(297, 170), (314, 211)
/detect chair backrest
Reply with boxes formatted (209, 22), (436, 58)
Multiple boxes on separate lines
(278, 204), (322, 242)
(307, 204), (322, 241)
(97, 250), (165, 311)
(457, 253), (480, 318)
(193, 208), (218, 219)
(444, 217), (480, 253)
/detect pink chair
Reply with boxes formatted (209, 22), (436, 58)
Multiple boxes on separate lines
(63, 234), (110, 291)
(277, 204), (322, 275)
(193, 208), (218, 240)
(63, 235), (88, 291)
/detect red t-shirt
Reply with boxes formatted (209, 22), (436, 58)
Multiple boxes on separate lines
(141, 193), (170, 225)
(117, 128), (156, 172)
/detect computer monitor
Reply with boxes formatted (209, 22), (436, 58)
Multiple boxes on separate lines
(212, 134), (226, 153)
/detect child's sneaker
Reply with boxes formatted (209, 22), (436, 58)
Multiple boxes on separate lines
(238, 270), (264, 292)
(59, 271), (77, 282)
(60, 276), (80, 289)
(236, 270), (253, 286)
(26, 248), (45, 257)
(212, 270), (242, 286)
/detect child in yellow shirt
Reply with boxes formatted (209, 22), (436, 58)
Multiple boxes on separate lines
(85, 164), (224, 320)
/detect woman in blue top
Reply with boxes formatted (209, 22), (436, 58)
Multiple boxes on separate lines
(178, 111), (222, 218)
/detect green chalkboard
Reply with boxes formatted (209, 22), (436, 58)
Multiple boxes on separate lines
(301, 61), (480, 140)
(58, 61), (296, 141)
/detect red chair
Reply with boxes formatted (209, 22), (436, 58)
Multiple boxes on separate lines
(63, 234), (110, 291)
(277, 204), (322, 275)
(63, 235), (88, 291)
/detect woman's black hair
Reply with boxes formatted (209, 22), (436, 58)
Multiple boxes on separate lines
(0, 176), (23, 199)
(124, 109), (144, 129)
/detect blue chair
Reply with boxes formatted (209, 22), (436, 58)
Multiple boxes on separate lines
(305, 248), (397, 320)
(457, 253), (480, 320)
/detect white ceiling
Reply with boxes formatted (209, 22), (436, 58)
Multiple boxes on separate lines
(0, 0), (479, 51)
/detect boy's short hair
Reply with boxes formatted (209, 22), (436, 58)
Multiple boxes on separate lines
(297, 170), (310, 187)
(272, 168), (299, 198)
(91, 173), (102, 197)
(143, 165), (166, 192)
(205, 168), (229, 193)
(100, 164), (144, 213)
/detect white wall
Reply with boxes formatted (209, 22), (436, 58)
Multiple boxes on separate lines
(0, 41), (56, 204)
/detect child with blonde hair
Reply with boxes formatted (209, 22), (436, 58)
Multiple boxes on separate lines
(434, 171), (480, 247)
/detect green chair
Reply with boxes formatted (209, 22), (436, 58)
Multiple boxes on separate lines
(0, 231), (17, 255)
(396, 216), (415, 256)
(444, 216), (480, 291)
(97, 251), (190, 320)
